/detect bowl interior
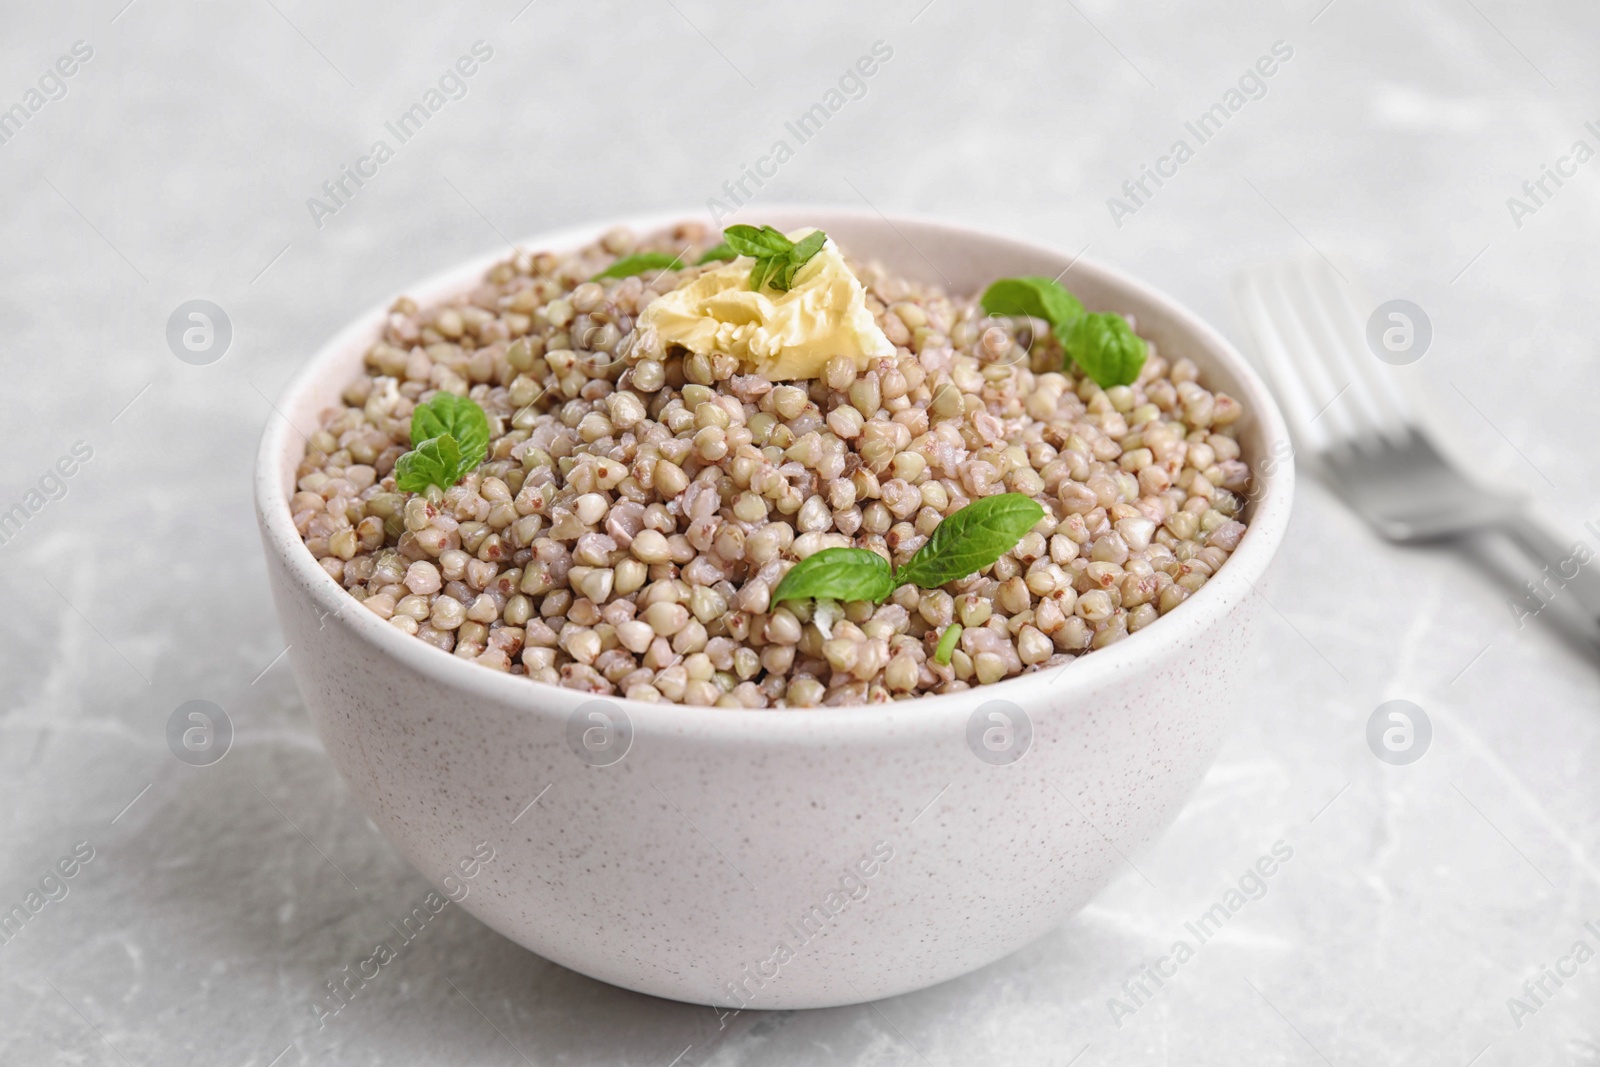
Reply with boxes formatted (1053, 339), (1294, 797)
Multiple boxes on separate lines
(256, 207), (1293, 723)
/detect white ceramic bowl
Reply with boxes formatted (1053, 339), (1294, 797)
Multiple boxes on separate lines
(255, 209), (1294, 1010)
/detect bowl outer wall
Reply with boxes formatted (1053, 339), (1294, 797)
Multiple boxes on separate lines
(255, 208), (1295, 1008)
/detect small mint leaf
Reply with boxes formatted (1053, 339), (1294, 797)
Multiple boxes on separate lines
(749, 256), (777, 292)
(697, 242), (737, 264)
(410, 392), (490, 474)
(1065, 311), (1148, 388)
(980, 277), (1085, 335)
(771, 548), (896, 605)
(592, 252), (685, 280)
(393, 434), (464, 494)
(723, 225), (829, 292)
(724, 224), (793, 258)
(788, 229), (827, 269)
(895, 494), (1047, 590)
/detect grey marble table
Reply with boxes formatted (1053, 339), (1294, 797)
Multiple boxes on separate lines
(2, 1), (1598, 1063)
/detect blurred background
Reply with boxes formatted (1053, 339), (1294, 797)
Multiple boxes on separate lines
(2, 1), (1598, 1063)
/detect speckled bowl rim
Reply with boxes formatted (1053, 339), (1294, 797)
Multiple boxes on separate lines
(255, 206), (1295, 740)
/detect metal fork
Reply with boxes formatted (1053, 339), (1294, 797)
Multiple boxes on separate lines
(1233, 260), (1600, 647)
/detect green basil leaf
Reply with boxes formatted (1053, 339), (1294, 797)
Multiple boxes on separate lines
(724, 225), (830, 292)
(771, 547), (896, 605)
(772, 256), (801, 293)
(724, 224), (793, 258)
(896, 493), (1047, 589)
(697, 242), (737, 264)
(592, 252), (685, 280)
(768, 230), (826, 292)
(410, 392), (490, 472)
(789, 229), (827, 270)
(1064, 311), (1148, 388)
(749, 256), (776, 292)
(393, 434), (464, 494)
(980, 276), (1085, 333)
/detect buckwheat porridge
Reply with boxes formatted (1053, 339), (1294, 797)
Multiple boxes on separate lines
(291, 221), (1251, 707)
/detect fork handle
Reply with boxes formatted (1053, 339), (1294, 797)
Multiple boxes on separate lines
(1496, 514), (1600, 644)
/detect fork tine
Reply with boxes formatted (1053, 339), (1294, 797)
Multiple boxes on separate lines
(1307, 263), (1417, 430)
(1261, 266), (1365, 447)
(1232, 268), (1330, 455)
(1243, 265), (1366, 448)
(1274, 263), (1384, 450)
(1294, 261), (1414, 450)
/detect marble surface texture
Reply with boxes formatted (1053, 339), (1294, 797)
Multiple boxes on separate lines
(2, 1), (1598, 1064)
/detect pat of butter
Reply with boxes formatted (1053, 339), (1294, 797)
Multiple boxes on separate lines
(638, 229), (895, 381)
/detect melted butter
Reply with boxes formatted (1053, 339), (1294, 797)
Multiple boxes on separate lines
(638, 229), (894, 381)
